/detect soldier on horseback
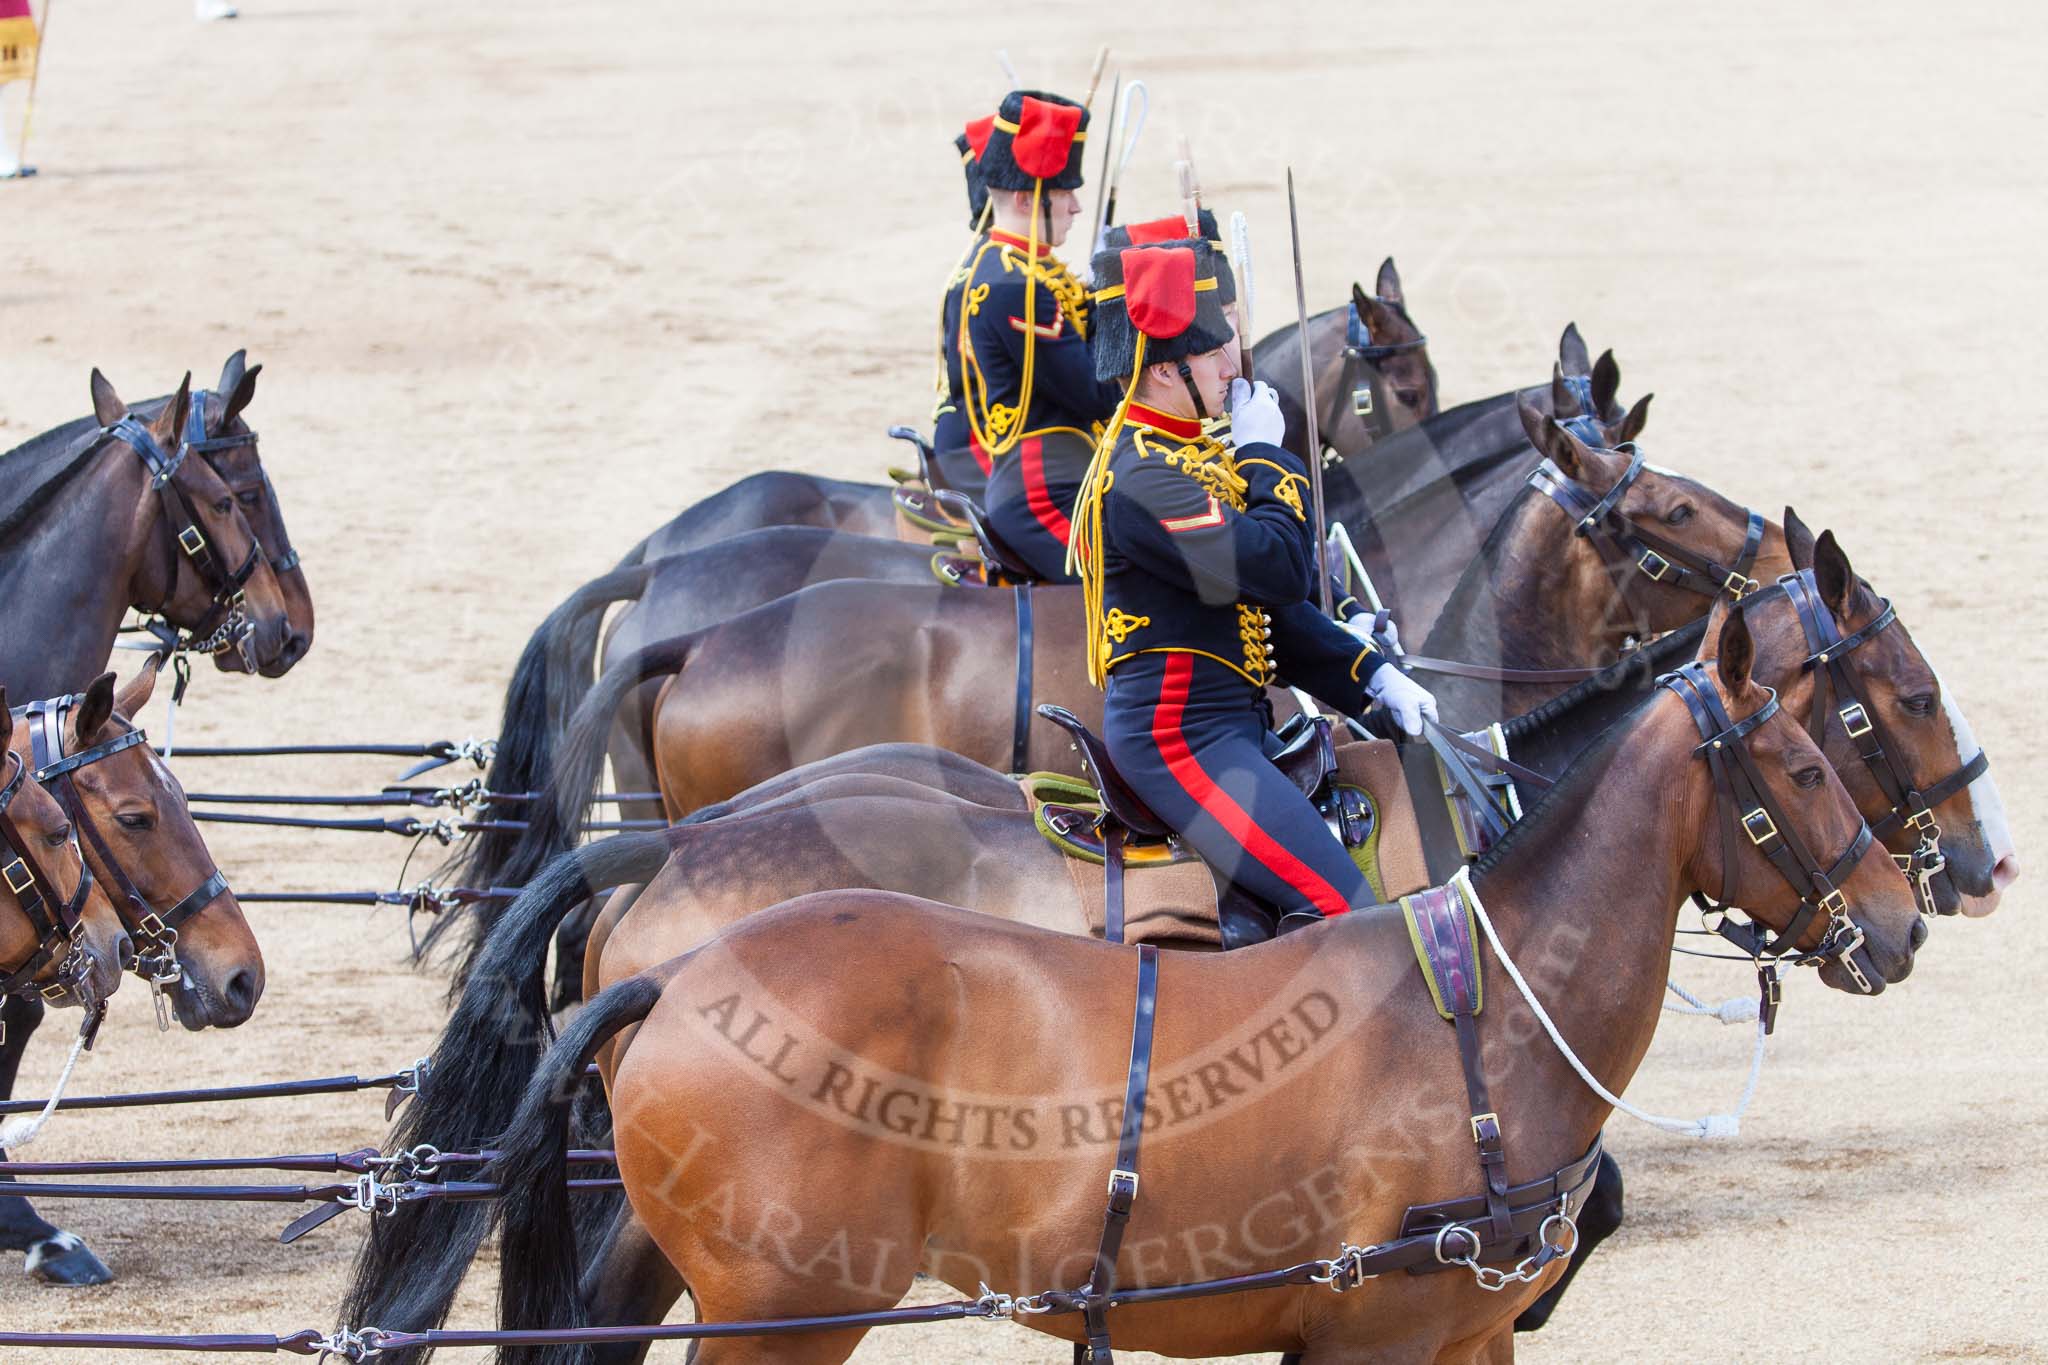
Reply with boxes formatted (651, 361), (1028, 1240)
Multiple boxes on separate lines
(942, 90), (1123, 577)
(1072, 238), (1439, 930)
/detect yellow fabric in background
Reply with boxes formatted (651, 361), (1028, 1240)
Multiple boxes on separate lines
(0, 15), (36, 87)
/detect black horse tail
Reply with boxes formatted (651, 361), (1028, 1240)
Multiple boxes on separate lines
(492, 972), (668, 1365)
(336, 834), (672, 1357)
(446, 629), (697, 993)
(435, 565), (656, 963)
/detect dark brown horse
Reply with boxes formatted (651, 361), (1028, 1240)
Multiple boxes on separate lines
(0, 368), (304, 698)
(352, 607), (1927, 1363)
(0, 665), (267, 1284)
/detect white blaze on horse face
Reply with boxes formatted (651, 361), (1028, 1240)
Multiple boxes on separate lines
(1937, 669), (2016, 914)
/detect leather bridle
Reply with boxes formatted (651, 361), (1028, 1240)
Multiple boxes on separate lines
(98, 415), (264, 666)
(0, 751), (102, 1012)
(183, 392), (302, 577)
(1530, 445), (1767, 628)
(1777, 570), (1991, 916)
(1322, 298), (1432, 453)
(1660, 660), (1880, 993)
(23, 694), (230, 1023)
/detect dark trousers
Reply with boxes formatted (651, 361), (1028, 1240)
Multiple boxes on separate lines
(1103, 652), (1368, 917)
(983, 431), (1091, 584)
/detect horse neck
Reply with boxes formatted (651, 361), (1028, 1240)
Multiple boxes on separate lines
(1466, 698), (1704, 1144)
(0, 451), (159, 696)
(1419, 489), (1625, 719)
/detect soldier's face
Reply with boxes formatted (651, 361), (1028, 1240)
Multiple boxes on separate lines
(1044, 188), (1082, 246)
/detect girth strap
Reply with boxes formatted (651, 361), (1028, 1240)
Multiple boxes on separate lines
(1070, 942), (1159, 1364)
(1012, 589), (1036, 775)
(1103, 827), (1126, 946)
(1403, 882), (1512, 1243)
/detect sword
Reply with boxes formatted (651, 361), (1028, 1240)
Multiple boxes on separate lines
(1088, 71), (1120, 251)
(1080, 45), (1109, 110)
(1177, 134), (1203, 210)
(1229, 211), (1255, 392)
(995, 49), (1021, 87)
(1175, 159), (1198, 235)
(1101, 79), (1147, 232)
(1287, 167), (1332, 615)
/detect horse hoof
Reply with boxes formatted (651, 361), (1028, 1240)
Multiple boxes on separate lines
(24, 1232), (113, 1285)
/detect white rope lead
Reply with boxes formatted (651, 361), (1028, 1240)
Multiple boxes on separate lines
(1452, 867), (1766, 1141)
(0, 1025), (89, 1149)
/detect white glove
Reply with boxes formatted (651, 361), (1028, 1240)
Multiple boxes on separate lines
(1227, 378), (1286, 450)
(1342, 612), (1400, 654)
(1367, 664), (1438, 737)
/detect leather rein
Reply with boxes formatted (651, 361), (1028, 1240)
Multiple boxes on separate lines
(1778, 570), (1990, 915)
(24, 694), (230, 1027)
(1660, 659), (1880, 993)
(94, 414), (265, 666)
(0, 750), (102, 1013)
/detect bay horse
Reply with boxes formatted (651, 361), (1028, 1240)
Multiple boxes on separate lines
(345, 530), (2009, 1352)
(357, 607), (1927, 1363)
(0, 368), (304, 698)
(0, 665), (267, 1284)
(449, 363), (1647, 926)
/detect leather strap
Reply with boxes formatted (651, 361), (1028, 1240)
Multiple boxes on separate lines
(1012, 589), (1036, 775)
(1071, 943), (1160, 1363)
(1103, 827), (1126, 945)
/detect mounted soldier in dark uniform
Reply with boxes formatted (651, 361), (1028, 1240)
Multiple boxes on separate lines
(1071, 237), (1440, 929)
(940, 89), (1122, 579)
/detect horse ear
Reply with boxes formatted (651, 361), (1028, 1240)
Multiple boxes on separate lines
(1783, 506), (1817, 571)
(149, 374), (193, 449)
(1350, 282), (1375, 338)
(1559, 322), (1591, 378)
(1617, 392), (1653, 444)
(1590, 349), (1620, 416)
(74, 673), (117, 745)
(1548, 417), (1593, 480)
(1813, 529), (1866, 621)
(221, 362), (262, 428)
(115, 661), (158, 719)
(1375, 257), (1404, 307)
(1517, 396), (1557, 457)
(1550, 363), (1583, 419)
(218, 350), (247, 398)
(90, 369), (125, 426)
(1714, 603), (1755, 696)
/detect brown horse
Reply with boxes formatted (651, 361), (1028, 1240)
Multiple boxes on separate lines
(342, 532), (2002, 1355)
(0, 370), (301, 698)
(356, 607), (1925, 1364)
(0, 665), (267, 1284)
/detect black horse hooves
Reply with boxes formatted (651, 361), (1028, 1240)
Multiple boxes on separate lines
(24, 1232), (113, 1285)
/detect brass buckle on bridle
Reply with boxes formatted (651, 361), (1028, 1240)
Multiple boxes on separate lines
(1742, 808), (1779, 846)
(1724, 571), (1760, 599)
(1636, 549), (1672, 582)
(1838, 701), (1875, 740)
(177, 525), (208, 557)
(2, 858), (32, 896)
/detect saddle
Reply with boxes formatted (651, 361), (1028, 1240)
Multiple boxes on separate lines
(928, 489), (1043, 588)
(886, 425), (974, 542)
(1030, 705), (1434, 950)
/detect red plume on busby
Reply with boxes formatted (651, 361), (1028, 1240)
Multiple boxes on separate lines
(1103, 209), (1221, 250)
(1088, 239), (1238, 380)
(955, 115), (995, 227)
(978, 90), (1090, 192)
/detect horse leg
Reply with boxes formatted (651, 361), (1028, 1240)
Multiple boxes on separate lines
(577, 1203), (688, 1365)
(0, 996), (112, 1285)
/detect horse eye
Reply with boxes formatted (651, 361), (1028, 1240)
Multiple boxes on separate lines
(44, 824), (72, 848)
(238, 491), (262, 507)
(1665, 504), (1694, 527)
(1793, 767), (1826, 790)
(213, 497), (234, 515)
(115, 813), (154, 831)
(1901, 695), (1936, 718)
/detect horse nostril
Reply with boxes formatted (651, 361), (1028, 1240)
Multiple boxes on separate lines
(1910, 918), (1929, 951)
(1993, 854), (2021, 891)
(222, 968), (259, 1017)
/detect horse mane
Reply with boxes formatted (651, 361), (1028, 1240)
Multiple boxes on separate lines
(1502, 620), (1707, 743)
(0, 393), (181, 547)
(1415, 482), (1542, 663)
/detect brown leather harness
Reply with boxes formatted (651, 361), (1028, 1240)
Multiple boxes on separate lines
(0, 751), (102, 1026)
(184, 392), (302, 578)
(24, 694), (231, 1028)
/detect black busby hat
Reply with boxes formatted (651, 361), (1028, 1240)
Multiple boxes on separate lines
(978, 90), (1090, 193)
(1089, 239), (1238, 382)
(956, 115), (994, 228)
(1102, 209), (1221, 250)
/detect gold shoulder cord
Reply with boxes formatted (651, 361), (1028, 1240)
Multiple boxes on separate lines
(960, 182), (1060, 462)
(931, 201), (995, 427)
(1070, 334), (1148, 686)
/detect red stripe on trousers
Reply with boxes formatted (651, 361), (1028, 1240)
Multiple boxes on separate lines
(1020, 436), (1072, 542)
(969, 433), (992, 477)
(1148, 653), (1351, 916)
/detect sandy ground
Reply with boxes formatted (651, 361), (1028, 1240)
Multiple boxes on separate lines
(1, 0), (2043, 1360)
